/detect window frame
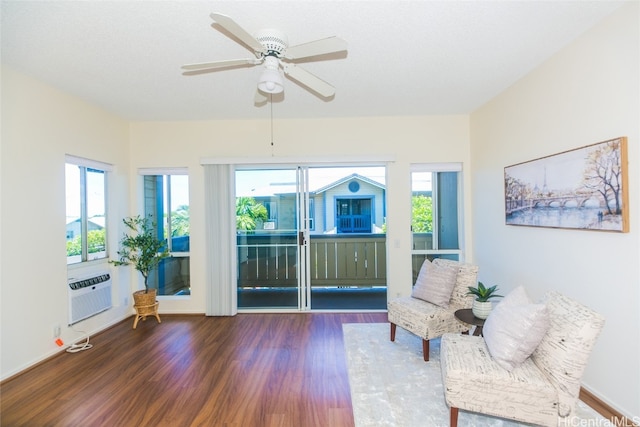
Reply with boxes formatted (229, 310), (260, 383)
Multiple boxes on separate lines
(139, 168), (190, 297)
(410, 163), (464, 261)
(65, 155), (112, 266)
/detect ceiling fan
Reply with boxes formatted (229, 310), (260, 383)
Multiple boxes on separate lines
(182, 13), (348, 102)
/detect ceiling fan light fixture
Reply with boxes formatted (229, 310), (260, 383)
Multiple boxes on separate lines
(258, 68), (284, 94)
(258, 55), (284, 94)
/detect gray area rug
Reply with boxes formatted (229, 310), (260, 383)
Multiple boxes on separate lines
(343, 323), (606, 427)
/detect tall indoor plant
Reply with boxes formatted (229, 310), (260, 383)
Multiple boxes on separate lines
(111, 215), (170, 315)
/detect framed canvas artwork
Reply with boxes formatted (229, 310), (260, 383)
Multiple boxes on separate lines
(504, 137), (629, 232)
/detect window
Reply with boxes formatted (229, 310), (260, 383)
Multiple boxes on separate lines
(264, 201), (277, 221)
(308, 198), (315, 231)
(65, 156), (110, 265)
(411, 165), (463, 281)
(263, 201), (277, 229)
(141, 171), (190, 296)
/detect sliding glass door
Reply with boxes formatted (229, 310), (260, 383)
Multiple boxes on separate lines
(236, 167), (301, 309)
(235, 165), (387, 311)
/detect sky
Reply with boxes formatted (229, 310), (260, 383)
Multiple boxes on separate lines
(505, 145), (594, 192)
(235, 166), (388, 197)
(65, 164), (105, 219)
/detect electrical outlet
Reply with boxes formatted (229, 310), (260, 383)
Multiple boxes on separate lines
(53, 324), (61, 338)
(124, 297), (129, 306)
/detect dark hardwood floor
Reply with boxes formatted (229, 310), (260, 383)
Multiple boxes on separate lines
(1, 312), (388, 427)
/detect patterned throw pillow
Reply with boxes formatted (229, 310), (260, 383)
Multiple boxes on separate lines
(411, 259), (458, 308)
(483, 286), (550, 371)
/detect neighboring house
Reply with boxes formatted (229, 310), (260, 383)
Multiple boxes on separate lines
(250, 173), (386, 234)
(65, 216), (105, 241)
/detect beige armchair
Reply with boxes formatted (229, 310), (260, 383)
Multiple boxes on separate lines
(387, 258), (479, 361)
(440, 291), (605, 426)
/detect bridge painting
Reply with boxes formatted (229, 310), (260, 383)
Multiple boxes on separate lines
(504, 137), (628, 232)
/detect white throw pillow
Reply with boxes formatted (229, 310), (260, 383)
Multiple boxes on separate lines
(483, 286), (550, 371)
(411, 259), (458, 308)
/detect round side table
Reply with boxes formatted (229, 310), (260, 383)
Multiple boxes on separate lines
(454, 308), (486, 336)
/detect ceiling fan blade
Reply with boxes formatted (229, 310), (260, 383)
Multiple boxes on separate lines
(284, 36), (347, 60)
(283, 63), (335, 97)
(181, 58), (261, 72)
(210, 12), (265, 54)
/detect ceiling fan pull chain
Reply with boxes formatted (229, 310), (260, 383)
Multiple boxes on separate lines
(270, 94), (275, 156)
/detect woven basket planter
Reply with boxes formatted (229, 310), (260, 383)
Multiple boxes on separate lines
(133, 289), (157, 307)
(132, 289), (161, 328)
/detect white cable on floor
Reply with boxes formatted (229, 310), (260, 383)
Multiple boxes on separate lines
(65, 326), (93, 353)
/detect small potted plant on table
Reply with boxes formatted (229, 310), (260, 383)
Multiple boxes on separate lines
(111, 215), (170, 328)
(467, 281), (503, 319)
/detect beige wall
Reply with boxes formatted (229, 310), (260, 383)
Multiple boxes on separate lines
(1, 66), (132, 379)
(129, 115), (473, 311)
(470, 3), (639, 418)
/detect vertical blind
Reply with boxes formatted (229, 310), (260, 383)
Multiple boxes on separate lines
(203, 164), (237, 316)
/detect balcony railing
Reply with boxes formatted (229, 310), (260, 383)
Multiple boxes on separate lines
(337, 214), (371, 233)
(237, 234), (387, 289)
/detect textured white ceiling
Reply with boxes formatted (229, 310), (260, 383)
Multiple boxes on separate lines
(1, 1), (625, 121)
